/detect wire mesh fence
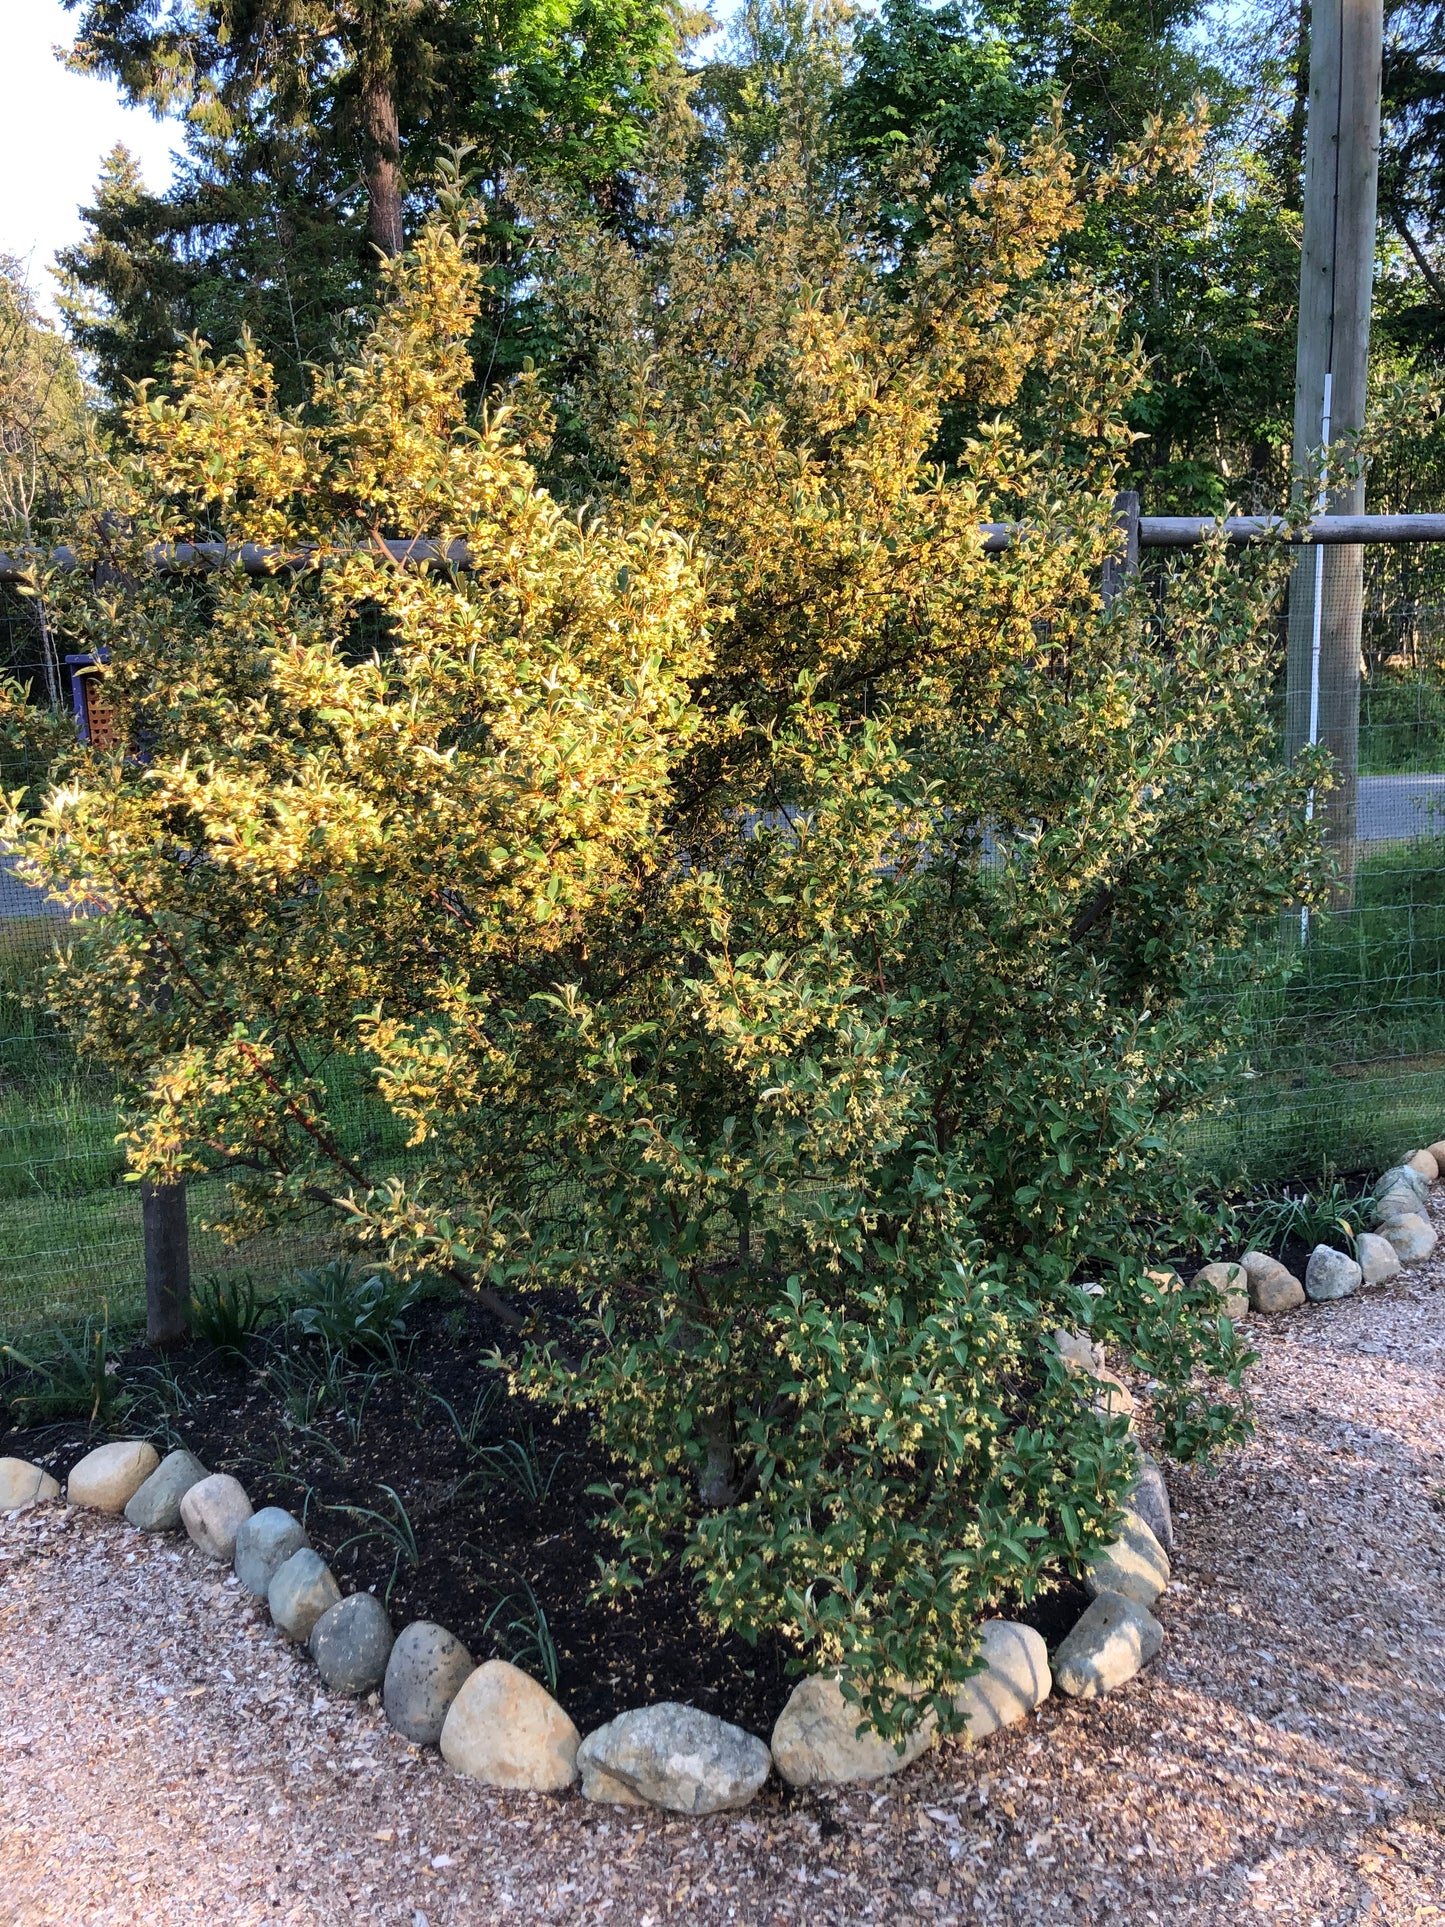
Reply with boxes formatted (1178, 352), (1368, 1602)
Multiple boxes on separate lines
(3, 543), (1445, 1339)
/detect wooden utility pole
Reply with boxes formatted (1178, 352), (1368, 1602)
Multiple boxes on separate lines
(143, 1180), (191, 1348)
(1285, 0), (1384, 901)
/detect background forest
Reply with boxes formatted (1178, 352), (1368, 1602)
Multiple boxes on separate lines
(12, 0), (1445, 519)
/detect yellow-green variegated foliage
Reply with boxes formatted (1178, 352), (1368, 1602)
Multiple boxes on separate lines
(9, 137), (1326, 1740)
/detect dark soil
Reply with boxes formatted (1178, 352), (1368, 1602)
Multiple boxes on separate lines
(0, 1290), (1090, 1736)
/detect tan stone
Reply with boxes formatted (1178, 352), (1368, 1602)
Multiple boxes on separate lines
(66, 1440), (159, 1514)
(1356, 1231), (1403, 1286)
(0, 1457), (60, 1511)
(440, 1659), (579, 1791)
(1084, 1510), (1170, 1608)
(1195, 1261), (1249, 1318)
(771, 1675), (935, 1788)
(1052, 1328), (1106, 1376)
(1383, 1212), (1437, 1263)
(1054, 1593), (1163, 1698)
(1145, 1267), (1183, 1293)
(1425, 1139), (1445, 1170)
(954, 1622), (1052, 1742)
(1406, 1148), (1439, 1184)
(1240, 1250), (1305, 1314)
(1091, 1368), (1136, 1425)
(179, 1473), (253, 1560)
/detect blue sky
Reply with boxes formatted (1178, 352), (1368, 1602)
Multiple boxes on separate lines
(0, 0), (178, 312)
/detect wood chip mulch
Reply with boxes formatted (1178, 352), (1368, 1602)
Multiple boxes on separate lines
(3, 1211), (1445, 1926)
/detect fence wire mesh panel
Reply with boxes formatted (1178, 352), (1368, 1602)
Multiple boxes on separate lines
(4, 537), (1445, 1338)
(1183, 539), (1445, 1186)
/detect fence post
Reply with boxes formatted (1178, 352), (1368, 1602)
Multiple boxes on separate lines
(1284, 0), (1382, 906)
(1102, 491), (1140, 605)
(143, 1180), (191, 1348)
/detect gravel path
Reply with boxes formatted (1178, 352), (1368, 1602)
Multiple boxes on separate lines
(3, 1236), (1445, 1927)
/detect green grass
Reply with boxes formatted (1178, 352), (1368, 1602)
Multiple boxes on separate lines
(1360, 677), (1445, 775)
(1187, 835), (1445, 1184)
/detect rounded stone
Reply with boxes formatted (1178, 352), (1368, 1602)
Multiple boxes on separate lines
(1053, 1592), (1163, 1699)
(0, 1457), (60, 1511)
(1355, 1230), (1403, 1286)
(1384, 1212), (1437, 1263)
(953, 1621), (1052, 1741)
(576, 1703), (770, 1814)
(268, 1547), (341, 1642)
(179, 1472), (253, 1560)
(1304, 1244), (1363, 1302)
(1240, 1251), (1305, 1314)
(124, 1448), (208, 1532)
(66, 1440), (160, 1514)
(1375, 1164), (1428, 1205)
(440, 1658), (579, 1791)
(310, 1591), (395, 1696)
(384, 1621), (475, 1746)
(1406, 1148), (1439, 1184)
(770, 1676), (935, 1789)
(233, 1506), (309, 1597)
(1127, 1453), (1174, 1555)
(1425, 1138), (1445, 1170)
(1375, 1185), (1424, 1226)
(1195, 1261), (1249, 1319)
(1083, 1509), (1170, 1608)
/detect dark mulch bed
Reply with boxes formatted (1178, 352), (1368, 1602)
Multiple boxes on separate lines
(1, 1289), (1092, 1736)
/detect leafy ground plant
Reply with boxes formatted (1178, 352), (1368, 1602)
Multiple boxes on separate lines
(1, 1310), (119, 1424)
(286, 1261), (421, 1357)
(189, 1271), (271, 1357)
(1237, 1180), (1377, 1256)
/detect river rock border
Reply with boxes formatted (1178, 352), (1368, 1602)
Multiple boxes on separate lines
(1, 1142), (1438, 1812)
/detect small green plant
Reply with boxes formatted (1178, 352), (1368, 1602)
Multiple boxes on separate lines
(431, 1379), (502, 1452)
(189, 1272), (270, 1358)
(326, 1484), (421, 1603)
(1, 1310), (119, 1424)
(474, 1431), (567, 1503)
(287, 1260), (421, 1357)
(484, 1580), (560, 1695)
(126, 1357), (194, 1447)
(1237, 1180), (1376, 1257)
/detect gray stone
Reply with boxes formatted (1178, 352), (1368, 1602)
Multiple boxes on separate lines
(439, 1658), (579, 1789)
(1356, 1230), (1403, 1286)
(268, 1548), (341, 1642)
(179, 1473), (253, 1560)
(1083, 1510), (1170, 1608)
(0, 1457), (60, 1511)
(1194, 1261), (1249, 1318)
(1127, 1454), (1174, 1555)
(1240, 1251), (1305, 1314)
(384, 1622), (475, 1747)
(954, 1621), (1052, 1741)
(577, 1704), (771, 1814)
(1375, 1186), (1423, 1226)
(1304, 1244), (1363, 1302)
(1053, 1593), (1164, 1699)
(1375, 1164), (1428, 1206)
(233, 1506), (309, 1597)
(1384, 1212), (1437, 1263)
(770, 1677), (935, 1788)
(124, 1449), (208, 1532)
(66, 1440), (159, 1514)
(310, 1591), (394, 1696)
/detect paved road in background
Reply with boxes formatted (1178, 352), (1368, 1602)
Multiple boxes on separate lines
(1355, 772), (1445, 842)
